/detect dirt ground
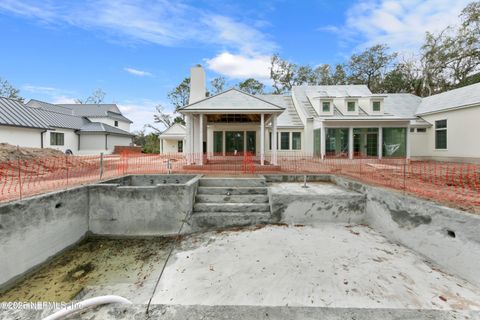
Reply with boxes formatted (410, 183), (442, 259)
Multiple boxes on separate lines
(0, 143), (64, 162)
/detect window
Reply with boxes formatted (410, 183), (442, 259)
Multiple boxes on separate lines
(382, 128), (406, 157)
(50, 132), (64, 146)
(347, 101), (355, 112)
(410, 128), (415, 133)
(417, 128), (426, 133)
(372, 101), (381, 112)
(213, 131), (223, 153)
(435, 120), (447, 149)
(292, 132), (301, 150)
(114, 120), (119, 127)
(280, 132), (290, 150)
(177, 140), (183, 153)
(322, 101), (330, 112)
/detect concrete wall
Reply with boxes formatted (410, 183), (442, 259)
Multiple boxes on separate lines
(88, 175), (200, 236)
(0, 187), (89, 288)
(415, 107), (480, 162)
(0, 126), (43, 148)
(332, 176), (480, 287)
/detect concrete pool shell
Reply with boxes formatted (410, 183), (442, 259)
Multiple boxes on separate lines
(1, 174), (480, 319)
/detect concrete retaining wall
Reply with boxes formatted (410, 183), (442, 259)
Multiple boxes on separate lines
(0, 187), (89, 288)
(332, 176), (480, 287)
(89, 175), (199, 236)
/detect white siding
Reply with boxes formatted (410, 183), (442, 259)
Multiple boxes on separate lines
(0, 126), (43, 148)
(161, 139), (182, 153)
(43, 129), (79, 154)
(107, 135), (132, 152)
(416, 106), (480, 161)
(88, 117), (130, 132)
(78, 134), (132, 155)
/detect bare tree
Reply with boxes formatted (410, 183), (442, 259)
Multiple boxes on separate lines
(75, 88), (106, 104)
(0, 77), (24, 102)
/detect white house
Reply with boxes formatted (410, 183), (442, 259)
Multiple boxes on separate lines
(162, 65), (479, 164)
(0, 97), (133, 155)
(159, 123), (186, 153)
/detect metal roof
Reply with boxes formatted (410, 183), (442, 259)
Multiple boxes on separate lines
(28, 108), (90, 130)
(180, 88), (285, 112)
(416, 82), (480, 115)
(58, 103), (133, 123)
(26, 99), (74, 115)
(0, 97), (50, 129)
(257, 95), (303, 127)
(79, 122), (133, 136)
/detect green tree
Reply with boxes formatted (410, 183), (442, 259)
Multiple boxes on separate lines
(295, 65), (317, 85)
(238, 78), (265, 95)
(331, 64), (347, 85)
(167, 77), (190, 112)
(0, 77), (24, 102)
(75, 88), (106, 104)
(347, 44), (398, 92)
(314, 64), (333, 85)
(144, 132), (160, 153)
(270, 54), (297, 94)
(210, 76), (226, 95)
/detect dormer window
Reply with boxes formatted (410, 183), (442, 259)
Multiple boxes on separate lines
(322, 101), (331, 112)
(372, 101), (381, 112)
(347, 101), (356, 112)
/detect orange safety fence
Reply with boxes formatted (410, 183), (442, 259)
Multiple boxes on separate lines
(0, 152), (478, 212)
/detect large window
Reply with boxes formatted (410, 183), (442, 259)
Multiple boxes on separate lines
(435, 120), (447, 149)
(382, 128), (406, 157)
(280, 132), (290, 150)
(213, 131), (223, 153)
(325, 128), (349, 157)
(322, 101), (330, 112)
(50, 132), (64, 146)
(292, 132), (301, 150)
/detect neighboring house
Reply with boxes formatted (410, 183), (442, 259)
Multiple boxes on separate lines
(174, 65), (479, 164)
(159, 123), (186, 153)
(0, 97), (133, 155)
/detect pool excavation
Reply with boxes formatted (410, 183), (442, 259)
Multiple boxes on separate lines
(1, 174), (480, 319)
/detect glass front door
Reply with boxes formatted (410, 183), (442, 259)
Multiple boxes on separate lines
(225, 131), (244, 155)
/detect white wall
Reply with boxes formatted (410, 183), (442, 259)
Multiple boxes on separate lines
(0, 126), (43, 148)
(415, 106), (480, 161)
(410, 129), (429, 158)
(107, 135), (132, 152)
(161, 139), (182, 153)
(43, 128), (79, 153)
(79, 134), (106, 155)
(88, 117), (131, 132)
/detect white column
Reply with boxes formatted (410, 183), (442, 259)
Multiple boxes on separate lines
(406, 126), (411, 160)
(260, 113), (265, 165)
(348, 127), (354, 159)
(320, 125), (326, 159)
(272, 114), (278, 165)
(160, 138), (163, 154)
(378, 127), (383, 159)
(199, 114), (204, 165)
(185, 114), (192, 164)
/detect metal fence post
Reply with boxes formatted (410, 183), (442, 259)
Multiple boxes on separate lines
(100, 153), (104, 180)
(18, 159), (22, 200)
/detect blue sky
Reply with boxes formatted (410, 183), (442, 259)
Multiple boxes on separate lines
(0, 0), (470, 131)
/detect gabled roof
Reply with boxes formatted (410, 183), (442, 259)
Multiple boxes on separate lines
(29, 107), (90, 130)
(57, 103), (133, 123)
(416, 83), (480, 115)
(79, 122), (133, 136)
(27, 99), (74, 115)
(258, 95), (303, 127)
(159, 123), (186, 138)
(0, 97), (50, 129)
(180, 88), (285, 113)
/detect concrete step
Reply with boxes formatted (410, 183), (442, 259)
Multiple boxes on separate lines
(190, 211), (271, 231)
(195, 194), (269, 203)
(199, 178), (266, 188)
(193, 203), (270, 213)
(197, 187), (268, 195)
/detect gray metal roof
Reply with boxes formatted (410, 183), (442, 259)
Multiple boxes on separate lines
(416, 82), (480, 115)
(257, 95), (303, 127)
(29, 108), (90, 130)
(26, 99), (74, 115)
(0, 97), (50, 129)
(79, 122), (133, 136)
(58, 103), (133, 123)
(180, 88), (285, 112)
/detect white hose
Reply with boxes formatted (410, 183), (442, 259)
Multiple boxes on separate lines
(42, 295), (132, 320)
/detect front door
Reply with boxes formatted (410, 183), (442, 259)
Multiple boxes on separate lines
(225, 131), (244, 155)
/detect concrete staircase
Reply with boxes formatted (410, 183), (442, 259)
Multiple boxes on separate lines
(190, 177), (271, 231)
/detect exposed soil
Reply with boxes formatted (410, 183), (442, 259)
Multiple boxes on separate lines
(0, 143), (64, 162)
(0, 237), (174, 302)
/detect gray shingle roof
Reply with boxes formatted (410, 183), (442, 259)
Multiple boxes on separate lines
(257, 95), (303, 127)
(180, 88), (285, 112)
(79, 122), (133, 136)
(416, 82), (480, 115)
(29, 108), (90, 130)
(0, 97), (50, 129)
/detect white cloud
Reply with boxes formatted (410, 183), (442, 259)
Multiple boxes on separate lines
(124, 67), (152, 77)
(205, 52), (271, 82)
(322, 0), (471, 53)
(23, 84), (59, 94)
(117, 99), (173, 132)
